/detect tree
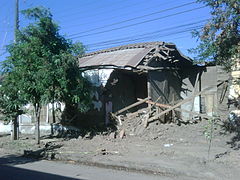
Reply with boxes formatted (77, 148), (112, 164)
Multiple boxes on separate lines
(189, 0), (240, 71)
(1, 7), (91, 144)
(0, 74), (26, 140)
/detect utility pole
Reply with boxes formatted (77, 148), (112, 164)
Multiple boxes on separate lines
(12, 0), (19, 141)
(14, 0), (19, 42)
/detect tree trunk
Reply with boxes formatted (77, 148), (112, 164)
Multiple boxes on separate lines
(34, 104), (41, 144)
(52, 102), (56, 123)
(51, 102), (55, 135)
(11, 116), (19, 140)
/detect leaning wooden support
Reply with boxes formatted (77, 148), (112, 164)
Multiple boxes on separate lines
(219, 81), (228, 104)
(109, 113), (122, 126)
(146, 84), (219, 126)
(137, 98), (213, 121)
(137, 98), (170, 109)
(114, 97), (151, 116)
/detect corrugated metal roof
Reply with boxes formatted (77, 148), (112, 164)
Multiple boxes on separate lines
(79, 48), (152, 68)
(78, 41), (192, 69)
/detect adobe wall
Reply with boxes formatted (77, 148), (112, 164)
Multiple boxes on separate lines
(180, 66), (200, 119)
(180, 65), (229, 121)
(74, 69), (148, 127)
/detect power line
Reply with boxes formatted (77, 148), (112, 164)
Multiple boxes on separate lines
(87, 26), (202, 49)
(62, 0), (178, 29)
(1, 31), (8, 50)
(68, 1), (196, 36)
(54, 0), (100, 14)
(69, 6), (206, 39)
(57, 0), (134, 20)
(86, 25), (203, 49)
(86, 27), (201, 52)
(84, 19), (208, 47)
(0, 1), (13, 54)
(88, 23), (204, 47)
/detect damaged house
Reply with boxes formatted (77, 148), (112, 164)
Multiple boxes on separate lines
(78, 42), (229, 127)
(0, 41), (230, 134)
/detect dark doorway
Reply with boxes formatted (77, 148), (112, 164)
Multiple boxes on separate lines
(105, 69), (148, 113)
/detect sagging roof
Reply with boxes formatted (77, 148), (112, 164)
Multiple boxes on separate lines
(78, 41), (193, 69)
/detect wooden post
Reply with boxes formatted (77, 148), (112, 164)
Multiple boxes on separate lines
(11, 0), (20, 141)
(147, 74), (151, 109)
(114, 97), (151, 116)
(14, 0), (19, 43)
(190, 72), (200, 119)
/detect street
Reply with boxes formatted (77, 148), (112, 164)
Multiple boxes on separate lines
(0, 154), (179, 180)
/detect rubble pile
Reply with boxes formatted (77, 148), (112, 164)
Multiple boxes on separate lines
(113, 108), (167, 139)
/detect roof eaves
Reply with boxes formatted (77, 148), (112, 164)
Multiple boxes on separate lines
(81, 41), (165, 57)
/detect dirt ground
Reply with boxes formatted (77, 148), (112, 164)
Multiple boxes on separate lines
(0, 117), (240, 179)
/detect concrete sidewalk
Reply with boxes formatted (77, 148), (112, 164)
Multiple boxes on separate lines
(52, 146), (238, 180)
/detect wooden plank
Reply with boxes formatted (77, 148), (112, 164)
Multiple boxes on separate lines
(137, 98), (213, 120)
(191, 72), (200, 109)
(219, 81), (228, 104)
(190, 72), (200, 119)
(137, 65), (179, 71)
(137, 98), (169, 108)
(114, 97), (151, 116)
(147, 84), (218, 123)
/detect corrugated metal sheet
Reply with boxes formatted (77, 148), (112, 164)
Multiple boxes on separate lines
(79, 48), (153, 68)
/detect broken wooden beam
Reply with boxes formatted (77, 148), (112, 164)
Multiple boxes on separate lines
(146, 84), (218, 124)
(137, 98), (213, 120)
(137, 65), (179, 71)
(114, 97), (151, 116)
(137, 98), (170, 108)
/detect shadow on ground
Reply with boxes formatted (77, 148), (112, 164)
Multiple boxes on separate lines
(0, 142), (63, 168)
(220, 120), (240, 150)
(23, 142), (63, 160)
(0, 154), (38, 166)
(0, 134), (10, 138)
(0, 163), (85, 180)
(42, 117), (118, 141)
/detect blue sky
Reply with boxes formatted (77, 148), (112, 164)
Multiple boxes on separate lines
(0, 0), (211, 60)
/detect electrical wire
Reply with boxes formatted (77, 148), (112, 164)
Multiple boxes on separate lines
(57, 0), (133, 19)
(84, 19), (208, 47)
(86, 27), (201, 52)
(69, 6), (206, 39)
(54, 0), (97, 14)
(86, 25), (203, 50)
(67, 1), (196, 36)
(61, 0), (178, 29)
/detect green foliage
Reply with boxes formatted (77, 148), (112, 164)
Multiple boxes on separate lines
(203, 116), (218, 159)
(204, 118), (214, 140)
(21, 6), (52, 19)
(189, 0), (240, 71)
(0, 74), (26, 123)
(0, 7), (91, 124)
